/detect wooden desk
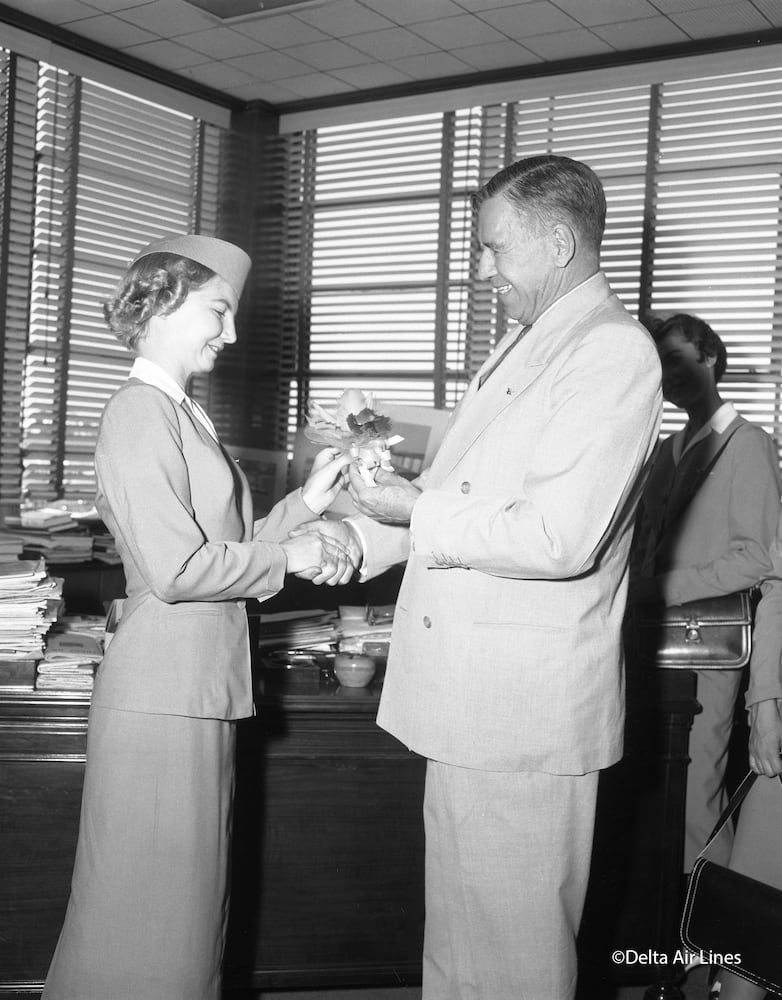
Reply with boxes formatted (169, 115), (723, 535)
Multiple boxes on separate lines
(0, 662), (697, 998)
(0, 674), (425, 998)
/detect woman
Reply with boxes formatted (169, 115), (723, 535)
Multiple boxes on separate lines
(712, 529), (782, 1000)
(43, 234), (352, 999)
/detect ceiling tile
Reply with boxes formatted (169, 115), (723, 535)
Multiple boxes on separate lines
(292, 38), (374, 69)
(275, 71), (356, 97)
(452, 38), (542, 69)
(175, 26), (263, 58)
(478, 2), (581, 38)
(229, 48), (313, 81)
(648, 0), (735, 11)
(77, 0), (153, 10)
(230, 12), (330, 46)
(455, 0), (538, 10)
(521, 27), (616, 58)
(293, 0), (396, 36)
(552, 0), (660, 27)
(7, 0), (101, 22)
(361, 0), (466, 24)
(330, 61), (414, 87)
(388, 49), (477, 80)
(412, 13), (509, 48)
(670, 1), (773, 36)
(347, 26), (438, 58)
(592, 15), (691, 47)
(753, 0), (782, 27)
(59, 13), (157, 46)
(124, 37), (214, 68)
(223, 80), (300, 102)
(178, 60), (255, 89)
(112, 0), (215, 34)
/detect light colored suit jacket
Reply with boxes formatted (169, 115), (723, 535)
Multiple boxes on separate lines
(92, 380), (312, 721)
(359, 272), (663, 774)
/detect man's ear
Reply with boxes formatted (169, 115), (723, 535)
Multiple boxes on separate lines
(551, 222), (576, 267)
(704, 351), (717, 370)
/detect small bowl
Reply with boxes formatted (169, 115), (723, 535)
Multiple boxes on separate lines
(333, 653), (376, 688)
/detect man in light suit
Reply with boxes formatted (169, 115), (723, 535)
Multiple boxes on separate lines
(301, 155), (662, 999)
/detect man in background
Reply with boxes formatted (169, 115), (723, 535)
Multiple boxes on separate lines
(299, 154), (662, 999)
(631, 313), (780, 870)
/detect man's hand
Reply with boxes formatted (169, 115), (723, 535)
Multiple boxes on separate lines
(288, 518), (363, 570)
(346, 464), (421, 524)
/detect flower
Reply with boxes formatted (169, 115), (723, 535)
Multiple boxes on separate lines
(303, 390), (403, 485)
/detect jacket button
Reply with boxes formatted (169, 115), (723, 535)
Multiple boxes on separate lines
(423, 616), (432, 628)
(460, 481), (471, 494)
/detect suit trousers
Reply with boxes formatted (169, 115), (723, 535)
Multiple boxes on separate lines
(684, 668), (744, 871)
(422, 760), (599, 1000)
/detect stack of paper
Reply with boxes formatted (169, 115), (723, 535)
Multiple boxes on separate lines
(35, 614), (105, 691)
(337, 605), (394, 657)
(256, 608), (340, 651)
(0, 559), (64, 660)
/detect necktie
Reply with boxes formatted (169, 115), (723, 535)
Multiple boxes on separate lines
(478, 325), (529, 390)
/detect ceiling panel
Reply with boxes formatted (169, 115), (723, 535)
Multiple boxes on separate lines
(0, 0), (778, 114)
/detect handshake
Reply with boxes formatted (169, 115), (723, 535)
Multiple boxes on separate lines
(278, 445), (422, 586)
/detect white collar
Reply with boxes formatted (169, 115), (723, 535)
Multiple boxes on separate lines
(128, 356), (187, 403)
(675, 401), (738, 461)
(128, 357), (218, 442)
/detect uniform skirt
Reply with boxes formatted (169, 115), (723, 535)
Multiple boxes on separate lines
(42, 704), (236, 1000)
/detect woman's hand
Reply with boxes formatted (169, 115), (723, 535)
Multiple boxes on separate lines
(302, 447), (351, 515)
(748, 698), (782, 777)
(280, 530), (353, 586)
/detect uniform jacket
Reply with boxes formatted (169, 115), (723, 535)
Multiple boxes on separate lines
(92, 380), (312, 721)
(633, 413), (780, 606)
(358, 272), (663, 774)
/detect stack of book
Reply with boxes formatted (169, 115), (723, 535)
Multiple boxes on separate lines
(0, 532), (24, 561)
(35, 613), (106, 693)
(0, 559), (64, 662)
(91, 530), (121, 565)
(3, 508), (94, 564)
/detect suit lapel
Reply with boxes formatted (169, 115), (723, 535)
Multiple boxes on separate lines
(428, 273), (615, 485)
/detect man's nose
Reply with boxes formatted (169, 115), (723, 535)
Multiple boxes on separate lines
(477, 249), (495, 281)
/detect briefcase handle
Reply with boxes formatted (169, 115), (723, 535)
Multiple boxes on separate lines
(699, 771), (782, 862)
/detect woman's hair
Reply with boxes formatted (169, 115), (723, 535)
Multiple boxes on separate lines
(652, 312), (728, 384)
(472, 154), (607, 253)
(103, 253), (217, 350)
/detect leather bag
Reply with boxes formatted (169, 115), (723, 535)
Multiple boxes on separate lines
(634, 590), (753, 669)
(680, 771), (782, 995)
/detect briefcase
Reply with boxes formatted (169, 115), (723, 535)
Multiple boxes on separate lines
(680, 772), (782, 995)
(634, 591), (752, 669)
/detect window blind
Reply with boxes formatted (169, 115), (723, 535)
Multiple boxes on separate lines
(0, 52), (36, 508)
(22, 69), (213, 500)
(286, 61), (782, 465)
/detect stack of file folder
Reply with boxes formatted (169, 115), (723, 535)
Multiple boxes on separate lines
(35, 614), (106, 692)
(256, 608), (340, 652)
